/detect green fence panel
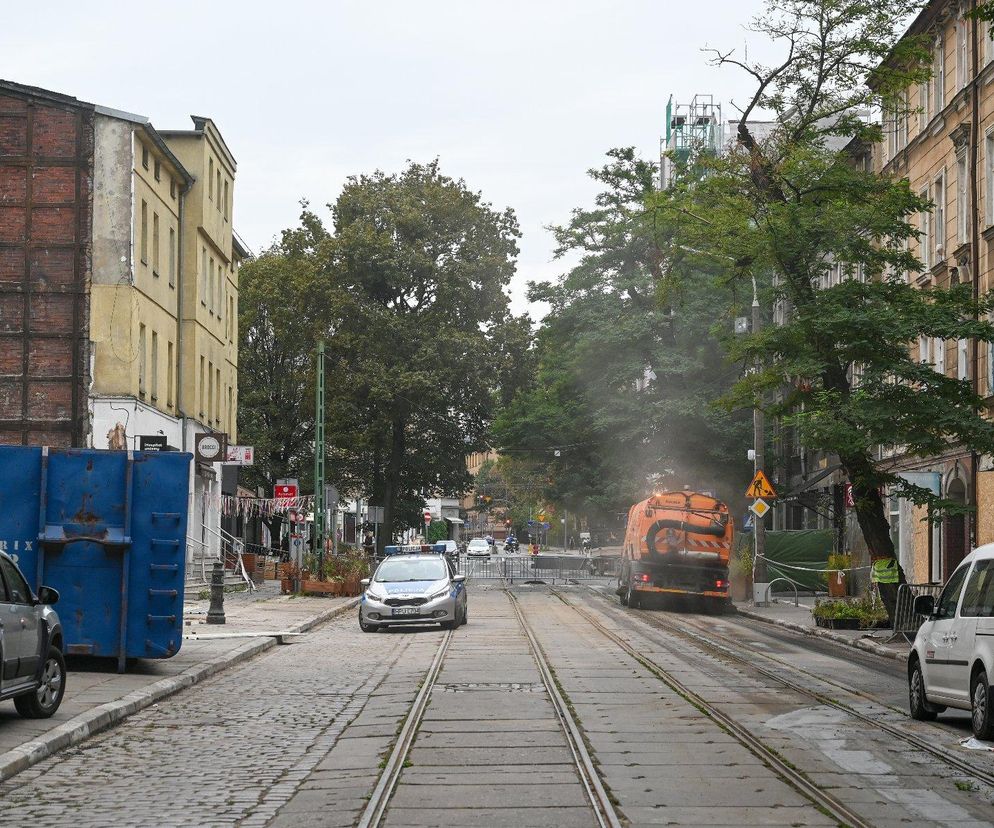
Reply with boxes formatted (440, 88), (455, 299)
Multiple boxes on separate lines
(764, 529), (834, 591)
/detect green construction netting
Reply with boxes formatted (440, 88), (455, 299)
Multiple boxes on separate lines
(764, 529), (834, 592)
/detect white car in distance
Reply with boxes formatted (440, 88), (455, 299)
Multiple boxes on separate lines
(466, 538), (491, 559)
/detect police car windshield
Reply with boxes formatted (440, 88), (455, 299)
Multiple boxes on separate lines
(375, 558), (447, 583)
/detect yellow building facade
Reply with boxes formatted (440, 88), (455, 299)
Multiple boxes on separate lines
(880, 0), (994, 582)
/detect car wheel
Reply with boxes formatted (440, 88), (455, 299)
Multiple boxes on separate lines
(359, 612), (378, 634)
(972, 669), (994, 739)
(908, 658), (937, 721)
(14, 645), (66, 719)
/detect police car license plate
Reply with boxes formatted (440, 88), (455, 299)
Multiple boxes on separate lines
(393, 607), (419, 616)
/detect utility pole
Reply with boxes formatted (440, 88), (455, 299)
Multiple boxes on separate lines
(752, 280), (767, 587)
(314, 341), (326, 576)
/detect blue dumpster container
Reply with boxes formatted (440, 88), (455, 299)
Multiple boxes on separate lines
(0, 446), (192, 671)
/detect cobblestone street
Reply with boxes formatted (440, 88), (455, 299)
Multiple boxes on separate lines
(3, 583), (994, 826)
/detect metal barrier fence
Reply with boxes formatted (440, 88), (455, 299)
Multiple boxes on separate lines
(889, 582), (944, 644)
(460, 554), (619, 584)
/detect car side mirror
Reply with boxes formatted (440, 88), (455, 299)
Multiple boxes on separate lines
(913, 594), (935, 617)
(452, 574), (466, 583)
(360, 578), (370, 588)
(36, 585), (59, 606)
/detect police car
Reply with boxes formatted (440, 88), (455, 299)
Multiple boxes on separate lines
(359, 545), (467, 633)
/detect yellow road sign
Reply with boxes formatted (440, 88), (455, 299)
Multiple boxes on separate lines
(750, 498), (771, 518)
(745, 470), (777, 500)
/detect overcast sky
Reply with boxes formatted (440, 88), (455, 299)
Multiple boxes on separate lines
(3, 0), (772, 315)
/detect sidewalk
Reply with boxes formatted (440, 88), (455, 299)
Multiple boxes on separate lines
(734, 595), (912, 662)
(0, 582), (359, 782)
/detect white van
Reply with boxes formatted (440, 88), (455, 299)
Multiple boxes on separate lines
(909, 543), (994, 738)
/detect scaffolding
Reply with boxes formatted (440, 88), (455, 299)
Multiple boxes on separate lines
(660, 94), (722, 188)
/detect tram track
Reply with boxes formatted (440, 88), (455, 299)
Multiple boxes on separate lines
(581, 587), (994, 791)
(355, 629), (453, 828)
(547, 589), (880, 828)
(357, 561), (624, 828)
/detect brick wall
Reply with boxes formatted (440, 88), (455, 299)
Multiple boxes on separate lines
(0, 87), (92, 446)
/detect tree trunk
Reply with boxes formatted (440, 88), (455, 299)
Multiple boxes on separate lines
(839, 450), (906, 621)
(379, 415), (406, 555)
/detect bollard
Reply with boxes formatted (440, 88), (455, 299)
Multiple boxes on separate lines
(207, 561), (226, 624)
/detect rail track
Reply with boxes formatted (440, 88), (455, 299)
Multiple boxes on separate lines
(547, 589), (879, 828)
(356, 571), (624, 828)
(572, 586), (994, 792)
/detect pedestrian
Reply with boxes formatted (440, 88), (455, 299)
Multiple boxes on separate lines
(362, 530), (375, 558)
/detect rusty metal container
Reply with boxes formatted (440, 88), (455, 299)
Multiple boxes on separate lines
(0, 446), (191, 670)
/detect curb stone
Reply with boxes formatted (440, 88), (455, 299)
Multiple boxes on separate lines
(0, 596), (360, 782)
(735, 606), (910, 664)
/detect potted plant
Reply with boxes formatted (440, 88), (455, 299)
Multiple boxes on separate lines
(826, 553), (851, 597)
(812, 594), (888, 630)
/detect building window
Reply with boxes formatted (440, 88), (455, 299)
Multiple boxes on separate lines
(152, 212), (160, 276)
(957, 151), (969, 244)
(897, 90), (908, 152)
(228, 386), (233, 435)
(208, 158), (214, 200)
(934, 34), (945, 114)
(987, 18), (994, 66)
(988, 314), (994, 394)
(934, 171), (946, 263)
(168, 227), (176, 287)
(138, 324), (147, 397)
(957, 13), (968, 89)
(216, 171), (222, 211)
(209, 258), (216, 313)
(229, 295), (235, 342)
(154, 158), (161, 182)
(217, 267), (223, 313)
(223, 180), (229, 220)
(170, 178), (177, 200)
(215, 367), (221, 423)
(920, 335), (930, 364)
(140, 200), (148, 265)
(987, 130), (994, 227)
(920, 77), (931, 132)
(919, 186), (931, 270)
(199, 356), (205, 418)
(201, 248), (208, 305)
(141, 144), (149, 170)
(934, 337), (946, 375)
(207, 361), (213, 422)
(151, 331), (159, 401)
(167, 341), (174, 408)
(959, 338), (969, 380)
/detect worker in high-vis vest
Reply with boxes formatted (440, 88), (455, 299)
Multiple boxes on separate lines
(871, 557), (900, 584)
(872, 556), (902, 625)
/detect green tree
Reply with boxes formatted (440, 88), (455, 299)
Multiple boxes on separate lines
(666, 0), (994, 616)
(324, 161), (522, 550)
(494, 149), (751, 525)
(237, 210), (330, 493)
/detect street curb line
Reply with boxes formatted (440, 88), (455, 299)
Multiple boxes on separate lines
(735, 607), (909, 663)
(0, 596), (360, 783)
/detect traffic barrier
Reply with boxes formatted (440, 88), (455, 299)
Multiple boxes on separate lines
(888, 582), (943, 644)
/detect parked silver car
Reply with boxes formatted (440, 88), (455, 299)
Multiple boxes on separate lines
(360, 553), (467, 632)
(0, 552), (65, 718)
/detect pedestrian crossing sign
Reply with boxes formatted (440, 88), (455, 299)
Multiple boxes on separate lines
(745, 470), (777, 500)
(749, 499), (771, 518)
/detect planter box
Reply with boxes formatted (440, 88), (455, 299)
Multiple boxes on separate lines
(814, 615), (860, 630)
(300, 579), (342, 596)
(827, 570), (848, 597)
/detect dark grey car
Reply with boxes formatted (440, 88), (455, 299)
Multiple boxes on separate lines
(0, 552), (66, 718)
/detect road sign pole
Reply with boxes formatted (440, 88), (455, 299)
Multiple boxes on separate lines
(752, 287), (768, 589)
(314, 341), (326, 574)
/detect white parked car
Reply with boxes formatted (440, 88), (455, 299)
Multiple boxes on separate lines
(466, 538), (491, 559)
(909, 543), (994, 738)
